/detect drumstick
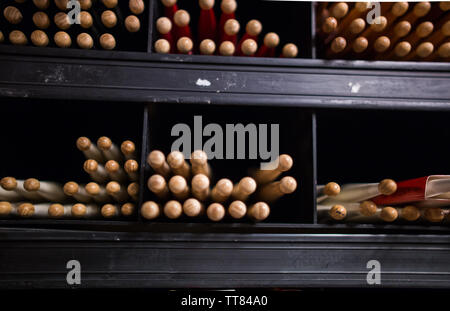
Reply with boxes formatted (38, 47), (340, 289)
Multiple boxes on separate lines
(147, 150), (171, 177)
(77, 33), (94, 49)
(373, 36), (391, 53)
(164, 200), (183, 219)
(9, 30), (27, 45)
(211, 178), (233, 203)
(403, 2), (432, 26)
(207, 203), (225, 221)
(124, 159), (139, 181)
(54, 31), (71, 48)
(384, 41), (412, 60)
(121, 140), (136, 160)
(101, 10), (117, 28)
(24, 178), (67, 202)
(228, 200), (246, 219)
(403, 21), (434, 48)
(199, 39), (216, 55)
(247, 202), (270, 222)
(121, 202), (135, 216)
(198, 0), (217, 42)
(155, 38), (171, 53)
(141, 201), (161, 219)
(236, 20), (262, 55)
(400, 205), (421, 222)
(1, 177), (41, 201)
(83, 159), (109, 183)
(161, 0), (178, 21)
(358, 16), (388, 43)
(219, 0), (237, 41)
(256, 176), (297, 203)
(0, 201), (13, 216)
(173, 9), (192, 40)
(48, 203), (71, 218)
(33, 0), (50, 9)
(183, 198), (204, 217)
(351, 36), (369, 54)
(359, 200), (378, 216)
(101, 203), (120, 218)
(427, 20), (450, 46)
(316, 181), (341, 203)
(327, 204), (347, 220)
(168, 175), (189, 200)
(256, 32), (280, 57)
(129, 0), (145, 15)
(55, 0), (69, 11)
(190, 150), (211, 177)
(219, 40), (235, 56)
(318, 202), (377, 220)
(127, 182), (139, 201)
(436, 42), (450, 59)
(280, 43), (298, 58)
(79, 0), (92, 10)
(252, 154), (293, 184)
(54, 12), (71, 30)
(321, 17), (338, 36)
(329, 2), (348, 20)
(77, 137), (104, 162)
(167, 151), (190, 179)
(240, 38), (258, 56)
(71, 203), (100, 218)
(106, 181), (128, 202)
(125, 15), (141, 33)
(343, 18), (366, 39)
(156, 17), (174, 49)
(327, 36), (347, 57)
(231, 177), (256, 201)
(403, 42), (434, 60)
(85, 182), (111, 203)
(191, 174), (210, 201)
(17, 203), (35, 218)
(383, 2), (410, 29)
(4, 6), (23, 24)
(102, 0), (117, 8)
(97, 136), (123, 162)
(332, 2), (369, 37)
(384, 21), (411, 48)
(63, 181), (92, 203)
(380, 206), (399, 222)
(16, 203), (63, 218)
(177, 36), (193, 54)
(105, 160), (127, 182)
(30, 30), (49, 47)
(100, 33), (116, 50)
(423, 207), (445, 223)
(33, 12), (51, 29)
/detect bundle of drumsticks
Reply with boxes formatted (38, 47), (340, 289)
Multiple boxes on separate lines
(318, 2), (450, 61)
(0, 136), (139, 219)
(154, 0), (299, 58)
(318, 179), (450, 224)
(144, 151), (297, 222)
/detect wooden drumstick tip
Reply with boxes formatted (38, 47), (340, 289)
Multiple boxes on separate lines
(49, 203), (64, 217)
(127, 182), (139, 196)
(80, 11), (93, 29)
(279, 177), (297, 194)
(155, 39), (171, 54)
(219, 41), (235, 56)
(228, 200), (246, 219)
(121, 141), (135, 156)
(33, 12), (50, 29)
(238, 177), (257, 195)
(438, 42), (450, 58)
(147, 150), (166, 168)
(392, 2), (409, 16)
(394, 21), (411, 38)
(401, 205), (420, 221)
(164, 200), (183, 219)
(241, 39), (257, 56)
(248, 202), (270, 221)
(174, 9), (190, 27)
(33, 0), (50, 10)
(79, 0), (92, 10)
(378, 179), (397, 195)
(106, 181), (121, 195)
(322, 17), (337, 34)
(125, 159), (139, 173)
(282, 43), (298, 58)
(359, 200), (377, 216)
(156, 17), (172, 34)
(413, 2), (431, 17)
(224, 19), (240, 36)
(213, 178), (233, 197)
(129, 0), (145, 15)
(85, 182), (100, 195)
(192, 174), (209, 191)
(100, 33), (116, 50)
(63, 181), (79, 196)
(77, 33), (94, 49)
(4, 6), (23, 25)
(76, 137), (91, 151)
(323, 182), (340, 196)
(72, 203), (86, 217)
(331, 2), (348, 19)
(200, 39), (216, 55)
(1, 177), (17, 190)
(31, 30), (49, 47)
(101, 10), (117, 28)
(177, 37), (193, 54)
(24, 178), (40, 192)
(84, 159), (98, 173)
(54, 31), (71, 48)
(395, 41), (411, 57)
(106, 160), (121, 173)
(246, 20), (262, 37)
(54, 12), (71, 30)
(167, 151), (186, 169)
(331, 37), (346, 53)
(162, 0), (177, 7)
(424, 207), (445, 222)
(18, 203), (34, 217)
(199, 0), (214, 10)
(141, 201), (160, 219)
(102, 0), (118, 9)
(207, 203), (225, 221)
(169, 175), (187, 194)
(101, 204), (117, 218)
(55, 0), (69, 11)
(9, 30), (27, 45)
(329, 204), (346, 220)
(221, 0), (237, 14)
(374, 36), (390, 53)
(440, 1), (450, 11)
(183, 198), (203, 217)
(121, 202), (135, 216)
(191, 150), (208, 165)
(370, 16), (387, 32)
(264, 32), (280, 48)
(349, 18), (365, 35)
(352, 36), (368, 53)
(416, 21), (434, 38)
(276, 154), (293, 172)
(0, 202), (12, 216)
(125, 15), (141, 33)
(416, 42), (434, 58)
(97, 136), (112, 150)
(380, 206), (398, 222)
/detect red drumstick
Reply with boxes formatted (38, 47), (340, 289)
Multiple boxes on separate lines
(161, 0), (178, 21)
(198, 0), (217, 42)
(219, 0), (237, 40)
(256, 32), (279, 57)
(173, 9), (192, 40)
